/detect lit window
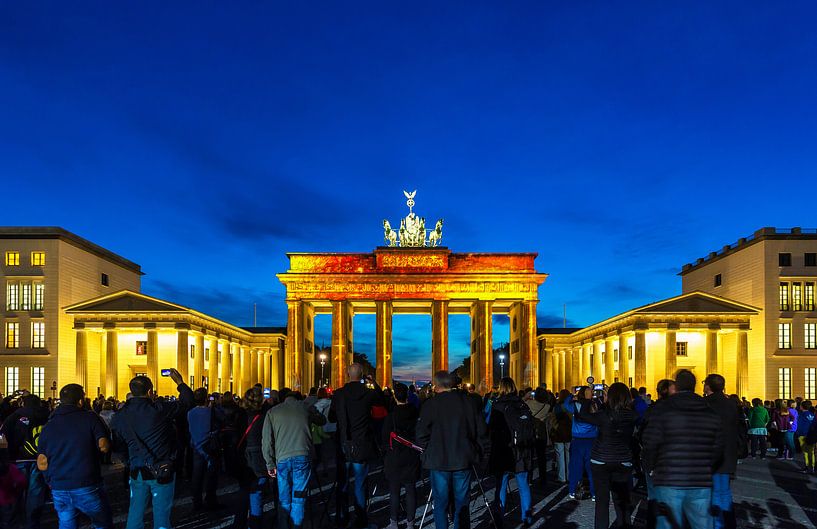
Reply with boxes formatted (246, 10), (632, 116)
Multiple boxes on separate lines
(780, 283), (790, 311)
(30, 252), (45, 266)
(33, 283), (44, 311)
(793, 283), (803, 311)
(31, 322), (45, 348)
(203, 376), (209, 389)
(806, 283), (815, 312)
(613, 348), (619, 362)
(190, 344), (195, 359)
(5, 322), (19, 348)
(21, 283), (31, 311)
(628, 345), (633, 360)
(205, 347), (210, 362)
(714, 274), (722, 287)
(806, 324), (817, 349)
(779, 323), (792, 349)
(100, 273), (109, 286)
(189, 375), (195, 387)
(676, 342), (688, 357)
(807, 368), (817, 400)
(807, 253), (817, 267)
(4, 252), (19, 266)
(31, 367), (45, 398)
(5, 367), (19, 394)
(628, 376), (633, 388)
(779, 368), (792, 399)
(780, 253), (792, 267)
(6, 283), (19, 311)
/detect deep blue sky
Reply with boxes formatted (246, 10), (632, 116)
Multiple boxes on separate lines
(2, 2), (816, 378)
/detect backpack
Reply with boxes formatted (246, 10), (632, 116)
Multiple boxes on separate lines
(503, 400), (536, 448)
(22, 424), (43, 457)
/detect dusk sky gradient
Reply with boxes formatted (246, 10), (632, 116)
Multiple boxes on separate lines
(2, 2), (816, 378)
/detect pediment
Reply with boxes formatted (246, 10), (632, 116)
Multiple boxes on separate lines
(65, 291), (188, 313)
(635, 292), (758, 314)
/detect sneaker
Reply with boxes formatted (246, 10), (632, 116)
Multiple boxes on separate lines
(591, 496), (596, 502)
(568, 493), (577, 500)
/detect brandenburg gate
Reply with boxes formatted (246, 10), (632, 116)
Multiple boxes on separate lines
(277, 191), (547, 390)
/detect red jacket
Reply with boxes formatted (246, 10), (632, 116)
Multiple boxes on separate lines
(0, 464), (26, 506)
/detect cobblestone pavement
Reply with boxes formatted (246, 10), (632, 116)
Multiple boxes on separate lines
(27, 449), (817, 529)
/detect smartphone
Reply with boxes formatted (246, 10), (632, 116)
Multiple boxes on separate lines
(161, 369), (172, 377)
(593, 384), (605, 391)
(209, 396), (215, 401)
(263, 388), (271, 399)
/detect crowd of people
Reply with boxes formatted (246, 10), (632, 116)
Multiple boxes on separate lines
(0, 364), (815, 529)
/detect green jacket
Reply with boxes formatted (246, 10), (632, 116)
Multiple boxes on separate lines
(261, 397), (326, 470)
(747, 406), (770, 429)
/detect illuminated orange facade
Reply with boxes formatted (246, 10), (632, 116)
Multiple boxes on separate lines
(277, 247), (547, 390)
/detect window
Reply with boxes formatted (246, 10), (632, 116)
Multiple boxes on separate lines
(136, 341), (147, 356)
(31, 322), (45, 348)
(31, 367), (45, 398)
(5, 322), (19, 348)
(780, 253), (792, 267)
(6, 283), (19, 311)
(4, 367), (19, 394)
(613, 348), (619, 362)
(628, 376), (633, 388)
(205, 347), (210, 362)
(676, 341), (688, 356)
(33, 283), (44, 310)
(100, 273), (109, 286)
(4, 252), (19, 266)
(21, 283), (31, 311)
(779, 368), (792, 399)
(589, 353), (595, 374)
(806, 324), (817, 349)
(793, 283), (803, 311)
(714, 274), (722, 287)
(806, 253), (817, 267)
(30, 252), (45, 266)
(779, 323), (792, 349)
(628, 345), (633, 360)
(203, 376), (209, 389)
(190, 344), (195, 359)
(189, 375), (195, 387)
(780, 282), (790, 311)
(806, 368), (817, 400)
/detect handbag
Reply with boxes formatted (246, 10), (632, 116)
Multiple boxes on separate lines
(121, 410), (175, 485)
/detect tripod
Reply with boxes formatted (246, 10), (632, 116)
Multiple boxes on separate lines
(417, 465), (499, 529)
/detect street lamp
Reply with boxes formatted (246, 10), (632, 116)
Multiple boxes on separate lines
(319, 354), (327, 387)
(498, 354), (506, 378)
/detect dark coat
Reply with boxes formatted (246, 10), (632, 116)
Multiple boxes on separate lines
(381, 404), (421, 483)
(416, 390), (490, 472)
(705, 392), (739, 475)
(242, 410), (268, 479)
(641, 391), (724, 488)
(0, 404), (50, 460)
(330, 381), (384, 463)
(488, 394), (534, 475)
(110, 383), (195, 470)
(578, 403), (636, 464)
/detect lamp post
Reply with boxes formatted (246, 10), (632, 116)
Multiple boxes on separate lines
(498, 354), (506, 379)
(319, 353), (327, 387)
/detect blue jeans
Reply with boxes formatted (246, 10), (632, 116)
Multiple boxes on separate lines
(568, 438), (596, 496)
(654, 486), (712, 529)
(234, 477), (269, 529)
(429, 469), (471, 529)
(496, 471), (532, 524)
(126, 474), (175, 529)
(711, 474), (732, 529)
(17, 462), (47, 529)
(277, 456), (312, 528)
(52, 485), (113, 529)
(339, 460), (369, 524)
(784, 431), (796, 458)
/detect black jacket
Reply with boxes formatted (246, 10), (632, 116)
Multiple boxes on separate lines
(241, 409), (268, 480)
(0, 404), (50, 460)
(381, 404), (421, 483)
(111, 383), (195, 470)
(641, 391), (724, 488)
(488, 394), (534, 475)
(705, 392), (739, 475)
(416, 390), (489, 471)
(330, 381), (384, 462)
(578, 404), (636, 464)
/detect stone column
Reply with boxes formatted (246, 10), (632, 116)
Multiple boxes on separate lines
(286, 301), (303, 390)
(634, 329), (647, 388)
(220, 341), (231, 393)
(571, 347), (580, 388)
(331, 301), (351, 389)
(105, 328), (118, 398)
(558, 351), (566, 390)
(592, 340), (602, 380)
(208, 337), (219, 391)
(250, 349), (259, 387)
(176, 328), (189, 382)
(544, 345), (553, 391)
(194, 334), (205, 387)
(75, 326), (88, 389)
(431, 300), (449, 374)
(231, 343), (241, 394)
(146, 327), (158, 386)
(582, 344), (591, 383)
(605, 336), (616, 384)
(736, 329), (749, 397)
(376, 300), (394, 387)
(564, 348), (573, 389)
(270, 345), (282, 390)
(241, 347), (251, 395)
(521, 300), (539, 388)
(706, 325), (719, 375)
(618, 334), (629, 386)
(470, 301), (494, 391)
(665, 328), (677, 379)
